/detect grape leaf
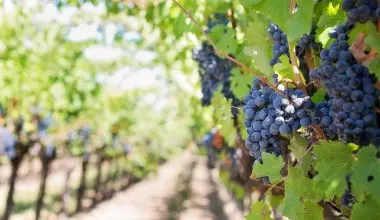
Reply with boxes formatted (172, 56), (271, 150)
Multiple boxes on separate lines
(311, 89), (327, 104)
(351, 146), (380, 202)
(286, 0), (317, 42)
(289, 133), (308, 160)
(280, 167), (324, 219)
(367, 58), (380, 79)
(245, 201), (271, 220)
(209, 25), (238, 55)
(242, 0), (264, 6)
(279, 191), (305, 219)
(313, 141), (354, 200)
(269, 194), (283, 209)
(349, 23), (378, 45)
(212, 90), (233, 120)
(303, 201), (324, 220)
(244, 20), (273, 76)
(289, 134), (312, 175)
(212, 90), (236, 146)
(252, 152), (283, 183)
(317, 1), (345, 29)
(273, 55), (295, 81)
(351, 197), (380, 220)
(252, 0), (289, 32)
(230, 68), (251, 99)
(286, 166), (323, 202)
(173, 13), (187, 39)
(316, 1), (345, 46)
(238, 110), (248, 140)
(317, 27), (335, 47)
(365, 32), (380, 53)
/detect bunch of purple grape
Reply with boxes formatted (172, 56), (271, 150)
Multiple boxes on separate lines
(243, 79), (313, 160)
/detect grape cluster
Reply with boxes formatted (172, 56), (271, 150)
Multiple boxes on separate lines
(297, 24), (321, 52)
(268, 23), (288, 66)
(269, 23), (321, 82)
(310, 24), (380, 145)
(193, 41), (240, 112)
(310, 101), (338, 140)
(243, 79), (313, 160)
(193, 13), (240, 109)
(342, 0), (380, 24)
(297, 25), (322, 82)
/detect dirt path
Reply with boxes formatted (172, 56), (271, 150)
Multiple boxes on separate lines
(178, 157), (244, 220)
(72, 154), (245, 220)
(71, 151), (195, 220)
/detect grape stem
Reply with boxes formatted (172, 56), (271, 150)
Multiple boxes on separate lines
(375, 107), (380, 115)
(263, 178), (285, 195)
(289, 0), (296, 14)
(310, 124), (326, 140)
(170, 0), (282, 94)
(288, 43), (307, 91)
(297, 144), (315, 166)
(304, 50), (315, 70)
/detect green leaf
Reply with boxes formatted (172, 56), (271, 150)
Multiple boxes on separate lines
(286, 0), (317, 42)
(238, 110), (248, 140)
(317, 1), (345, 29)
(303, 201), (324, 220)
(289, 134), (311, 175)
(349, 22), (378, 45)
(269, 194), (284, 209)
(351, 146), (380, 202)
(365, 33), (380, 53)
(253, 0), (289, 32)
(280, 166), (324, 219)
(273, 55), (295, 81)
(230, 68), (251, 99)
(212, 89), (233, 120)
(289, 133), (308, 160)
(286, 166), (319, 201)
(317, 27), (335, 47)
(367, 58), (380, 79)
(252, 152), (283, 183)
(244, 20), (273, 76)
(311, 89), (327, 104)
(209, 25), (238, 55)
(351, 197), (380, 220)
(242, 0), (264, 6)
(313, 141), (354, 200)
(279, 191), (305, 219)
(245, 201), (271, 220)
(212, 90), (236, 146)
(173, 13), (187, 38)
